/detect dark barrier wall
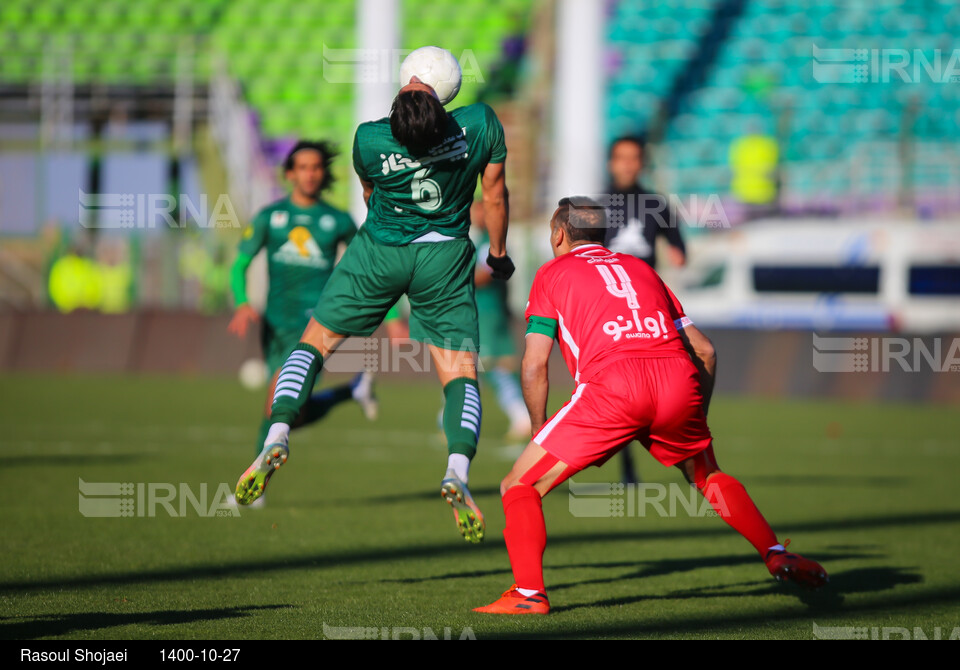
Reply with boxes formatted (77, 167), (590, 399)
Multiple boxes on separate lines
(0, 311), (260, 375)
(0, 311), (957, 403)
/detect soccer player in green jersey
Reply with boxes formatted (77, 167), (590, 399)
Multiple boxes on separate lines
(228, 141), (378, 477)
(236, 77), (514, 543)
(471, 200), (530, 440)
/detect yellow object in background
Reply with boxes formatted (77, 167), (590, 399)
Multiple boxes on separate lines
(48, 254), (102, 313)
(730, 135), (779, 205)
(48, 254), (132, 313)
(98, 263), (132, 313)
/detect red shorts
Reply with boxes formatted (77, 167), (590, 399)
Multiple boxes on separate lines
(533, 357), (713, 471)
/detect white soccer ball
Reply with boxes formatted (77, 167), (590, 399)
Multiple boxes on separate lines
(399, 46), (462, 106)
(238, 358), (267, 391)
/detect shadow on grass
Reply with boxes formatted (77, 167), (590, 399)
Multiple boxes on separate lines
(469, 584), (960, 639)
(382, 550), (877, 611)
(746, 474), (909, 488)
(1, 510), (956, 597)
(551, 565), (921, 613)
(0, 604), (292, 640)
(549, 550), (865, 590)
(0, 454), (145, 468)
(307, 485), (502, 508)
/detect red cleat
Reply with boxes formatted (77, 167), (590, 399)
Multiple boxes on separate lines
(765, 544), (828, 589)
(473, 585), (550, 615)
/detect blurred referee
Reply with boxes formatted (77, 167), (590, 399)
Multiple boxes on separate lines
(604, 136), (686, 269)
(604, 136), (686, 484)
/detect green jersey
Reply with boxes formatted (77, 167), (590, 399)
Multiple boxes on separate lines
(236, 197), (357, 329)
(473, 229), (509, 317)
(352, 102), (507, 246)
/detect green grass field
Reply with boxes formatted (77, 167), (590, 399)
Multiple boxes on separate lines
(2, 373), (959, 640)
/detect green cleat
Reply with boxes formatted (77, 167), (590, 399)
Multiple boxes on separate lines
(441, 475), (485, 544)
(235, 442), (288, 505)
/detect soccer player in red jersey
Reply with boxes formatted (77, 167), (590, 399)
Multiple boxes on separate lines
(474, 197), (827, 615)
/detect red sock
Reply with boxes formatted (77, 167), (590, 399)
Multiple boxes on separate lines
(702, 472), (778, 556)
(502, 485), (547, 592)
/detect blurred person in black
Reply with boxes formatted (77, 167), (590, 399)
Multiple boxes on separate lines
(604, 135), (687, 484)
(605, 135), (686, 268)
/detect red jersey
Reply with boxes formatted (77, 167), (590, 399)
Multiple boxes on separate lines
(524, 243), (693, 383)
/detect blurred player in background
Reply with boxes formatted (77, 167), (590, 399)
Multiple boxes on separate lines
(471, 200), (530, 440)
(228, 141), (378, 481)
(605, 135), (687, 485)
(475, 197), (826, 614)
(236, 76), (514, 544)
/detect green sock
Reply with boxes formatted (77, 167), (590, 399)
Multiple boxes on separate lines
(270, 343), (323, 425)
(442, 377), (481, 460)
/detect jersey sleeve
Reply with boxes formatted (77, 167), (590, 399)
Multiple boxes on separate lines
(525, 266), (559, 338)
(482, 104), (507, 164)
(237, 209), (268, 257)
(232, 209), (268, 306)
(352, 127), (368, 180)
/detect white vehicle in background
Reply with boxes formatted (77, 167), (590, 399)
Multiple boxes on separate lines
(674, 219), (960, 333)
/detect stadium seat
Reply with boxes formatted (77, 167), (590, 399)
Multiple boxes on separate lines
(606, 0), (958, 206)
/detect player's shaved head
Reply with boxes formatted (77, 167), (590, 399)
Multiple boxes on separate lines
(552, 196), (608, 244)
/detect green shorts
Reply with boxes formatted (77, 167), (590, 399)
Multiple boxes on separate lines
(478, 309), (517, 359)
(313, 226), (479, 351)
(261, 319), (310, 376)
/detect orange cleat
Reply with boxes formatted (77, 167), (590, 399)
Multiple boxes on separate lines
(765, 542), (828, 589)
(473, 585), (550, 615)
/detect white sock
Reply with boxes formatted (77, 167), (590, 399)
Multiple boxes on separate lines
(767, 543), (785, 554)
(507, 403), (531, 427)
(516, 587), (540, 596)
(265, 422), (290, 448)
(446, 454), (470, 483)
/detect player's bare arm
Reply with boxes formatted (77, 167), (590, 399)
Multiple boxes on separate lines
(481, 161), (514, 280)
(678, 324), (717, 415)
(521, 332), (553, 432)
(228, 303), (259, 338)
(481, 161), (508, 256)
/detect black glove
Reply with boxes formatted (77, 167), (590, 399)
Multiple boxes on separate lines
(486, 252), (515, 280)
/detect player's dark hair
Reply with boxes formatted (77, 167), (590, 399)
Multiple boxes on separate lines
(390, 90), (448, 156)
(608, 134), (646, 160)
(283, 140), (338, 192)
(554, 196), (608, 244)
